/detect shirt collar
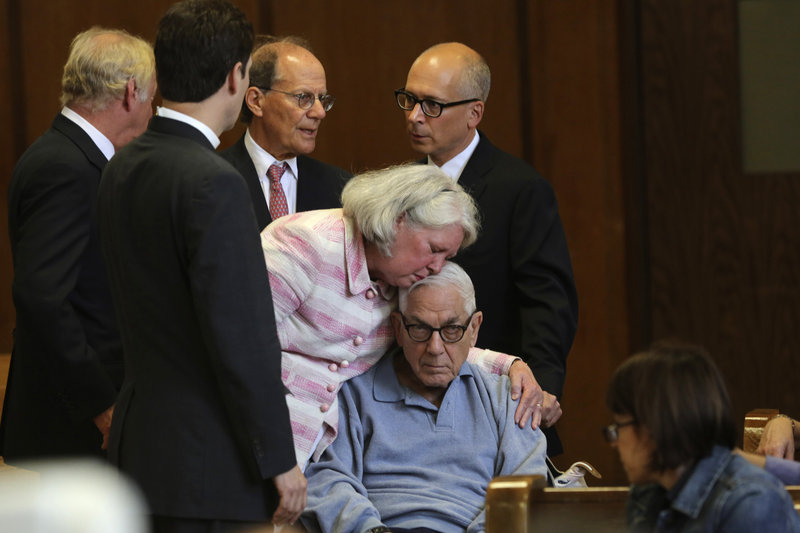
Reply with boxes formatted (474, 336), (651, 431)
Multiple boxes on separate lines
(667, 445), (733, 518)
(156, 106), (220, 149)
(372, 346), (474, 405)
(343, 215), (395, 302)
(428, 130), (480, 181)
(244, 128), (299, 181)
(61, 107), (115, 161)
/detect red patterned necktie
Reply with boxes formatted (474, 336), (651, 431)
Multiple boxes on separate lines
(267, 162), (289, 220)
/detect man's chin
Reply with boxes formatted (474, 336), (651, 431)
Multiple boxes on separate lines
(420, 376), (452, 389)
(408, 135), (431, 150)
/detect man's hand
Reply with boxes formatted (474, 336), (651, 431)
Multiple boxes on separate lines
(509, 360), (543, 429)
(92, 404), (114, 450)
(540, 391), (562, 428)
(272, 464), (307, 526)
(756, 416), (795, 459)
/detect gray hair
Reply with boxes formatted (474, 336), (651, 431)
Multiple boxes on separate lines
(61, 27), (155, 111)
(458, 50), (491, 102)
(341, 163), (480, 257)
(398, 261), (476, 315)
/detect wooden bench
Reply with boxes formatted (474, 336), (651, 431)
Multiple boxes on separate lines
(744, 408), (780, 453)
(744, 408), (800, 514)
(485, 474), (629, 533)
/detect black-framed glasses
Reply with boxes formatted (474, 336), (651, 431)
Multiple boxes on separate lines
(602, 420), (637, 443)
(400, 313), (475, 343)
(394, 88), (480, 118)
(261, 87), (335, 112)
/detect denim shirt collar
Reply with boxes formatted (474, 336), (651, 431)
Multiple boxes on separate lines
(667, 445), (732, 519)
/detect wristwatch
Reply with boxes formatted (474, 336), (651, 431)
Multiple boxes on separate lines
(367, 527), (392, 533)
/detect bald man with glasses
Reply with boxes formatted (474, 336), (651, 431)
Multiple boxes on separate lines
(395, 42), (578, 457)
(222, 36), (351, 230)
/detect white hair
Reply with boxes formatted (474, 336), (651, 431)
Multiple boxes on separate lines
(341, 163), (480, 256)
(398, 261), (476, 315)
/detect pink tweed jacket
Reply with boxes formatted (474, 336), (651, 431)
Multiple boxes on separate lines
(262, 209), (516, 466)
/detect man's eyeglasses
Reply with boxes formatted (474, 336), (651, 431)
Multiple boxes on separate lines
(394, 88), (480, 118)
(400, 313), (475, 343)
(602, 420), (637, 443)
(261, 87), (336, 112)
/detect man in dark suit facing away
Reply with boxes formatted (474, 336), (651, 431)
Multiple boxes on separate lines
(97, 1), (305, 531)
(1, 27), (155, 465)
(221, 36), (351, 230)
(395, 42), (578, 456)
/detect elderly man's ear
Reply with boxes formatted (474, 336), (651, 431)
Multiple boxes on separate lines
(244, 86), (265, 118)
(468, 311), (483, 347)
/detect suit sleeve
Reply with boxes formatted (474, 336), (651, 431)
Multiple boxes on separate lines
(10, 157), (116, 421)
(185, 167), (296, 479)
(509, 177), (578, 398)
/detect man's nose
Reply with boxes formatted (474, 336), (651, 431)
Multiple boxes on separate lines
(408, 102), (425, 122)
(426, 329), (445, 353)
(308, 97), (327, 119)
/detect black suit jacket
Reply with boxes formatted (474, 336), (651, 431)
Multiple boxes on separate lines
(1, 113), (122, 462)
(98, 116), (295, 520)
(447, 133), (578, 455)
(221, 135), (351, 231)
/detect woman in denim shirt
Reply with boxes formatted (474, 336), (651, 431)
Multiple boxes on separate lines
(604, 341), (800, 532)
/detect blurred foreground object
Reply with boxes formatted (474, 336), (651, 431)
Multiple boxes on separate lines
(0, 459), (148, 533)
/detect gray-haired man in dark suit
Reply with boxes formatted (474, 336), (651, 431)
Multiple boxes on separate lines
(2, 26), (155, 466)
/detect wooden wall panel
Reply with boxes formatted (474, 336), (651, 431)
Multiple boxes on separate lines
(0, 0), (17, 352)
(640, 0), (800, 439)
(527, 0), (629, 484)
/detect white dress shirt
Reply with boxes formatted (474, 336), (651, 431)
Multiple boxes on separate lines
(429, 130), (480, 181)
(156, 106), (220, 149)
(61, 107), (115, 160)
(244, 129), (298, 214)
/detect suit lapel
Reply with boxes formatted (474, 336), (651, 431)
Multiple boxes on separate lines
(52, 113), (108, 171)
(457, 132), (495, 200)
(227, 136), (271, 229)
(295, 155), (315, 212)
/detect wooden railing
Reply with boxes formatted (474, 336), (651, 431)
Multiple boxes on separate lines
(485, 474), (629, 533)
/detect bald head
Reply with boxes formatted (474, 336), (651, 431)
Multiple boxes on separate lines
(410, 42), (490, 102)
